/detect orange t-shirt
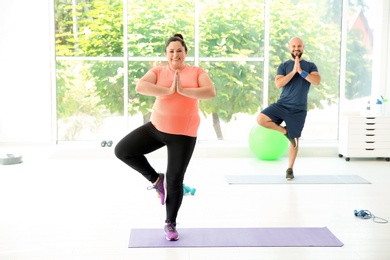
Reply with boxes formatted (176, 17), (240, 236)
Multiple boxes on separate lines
(150, 65), (206, 137)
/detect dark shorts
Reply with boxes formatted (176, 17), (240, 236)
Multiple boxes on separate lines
(261, 103), (307, 138)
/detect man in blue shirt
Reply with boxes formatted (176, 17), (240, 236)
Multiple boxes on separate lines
(257, 37), (321, 180)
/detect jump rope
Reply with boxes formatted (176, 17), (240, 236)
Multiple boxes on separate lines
(354, 209), (388, 224)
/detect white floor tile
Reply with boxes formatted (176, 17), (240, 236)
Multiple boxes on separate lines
(1, 145), (390, 260)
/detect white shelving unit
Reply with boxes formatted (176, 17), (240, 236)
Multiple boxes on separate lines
(338, 115), (390, 161)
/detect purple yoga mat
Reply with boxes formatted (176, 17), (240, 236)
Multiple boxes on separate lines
(128, 227), (343, 248)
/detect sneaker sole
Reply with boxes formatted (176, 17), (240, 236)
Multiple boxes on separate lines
(286, 170), (294, 180)
(158, 174), (166, 205)
(165, 235), (179, 241)
(289, 138), (297, 148)
(163, 174), (167, 205)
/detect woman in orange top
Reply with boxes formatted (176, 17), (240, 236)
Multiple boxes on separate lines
(115, 34), (216, 241)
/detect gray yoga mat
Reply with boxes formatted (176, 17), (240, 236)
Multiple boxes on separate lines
(225, 175), (371, 184)
(128, 227), (343, 248)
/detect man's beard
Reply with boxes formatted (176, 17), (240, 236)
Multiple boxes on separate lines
(291, 51), (303, 59)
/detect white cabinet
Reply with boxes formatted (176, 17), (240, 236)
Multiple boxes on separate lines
(338, 116), (390, 161)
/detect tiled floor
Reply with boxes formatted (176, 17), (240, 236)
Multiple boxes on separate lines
(1, 144), (390, 260)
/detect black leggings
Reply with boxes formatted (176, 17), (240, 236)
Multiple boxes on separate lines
(114, 122), (197, 223)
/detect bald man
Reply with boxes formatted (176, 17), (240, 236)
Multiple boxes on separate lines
(257, 37), (321, 180)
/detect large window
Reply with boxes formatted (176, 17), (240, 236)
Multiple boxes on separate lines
(54, 0), (376, 143)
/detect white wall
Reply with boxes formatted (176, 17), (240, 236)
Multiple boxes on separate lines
(0, 1), (53, 143)
(384, 1), (390, 115)
(371, 0), (390, 114)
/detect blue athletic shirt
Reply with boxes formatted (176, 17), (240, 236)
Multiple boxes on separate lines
(276, 59), (318, 111)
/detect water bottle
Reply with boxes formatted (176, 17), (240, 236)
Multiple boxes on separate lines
(375, 99), (383, 115)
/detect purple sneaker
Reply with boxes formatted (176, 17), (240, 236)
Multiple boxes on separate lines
(148, 173), (166, 205)
(164, 222), (179, 241)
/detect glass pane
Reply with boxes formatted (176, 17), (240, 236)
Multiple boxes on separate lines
(127, 0), (195, 57)
(198, 61), (263, 140)
(55, 0), (124, 57)
(196, 0), (265, 141)
(269, 0), (342, 140)
(54, 0), (351, 143)
(343, 1), (375, 114)
(56, 60), (124, 141)
(198, 0), (264, 58)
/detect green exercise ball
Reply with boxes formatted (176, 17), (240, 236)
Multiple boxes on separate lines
(248, 125), (289, 160)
